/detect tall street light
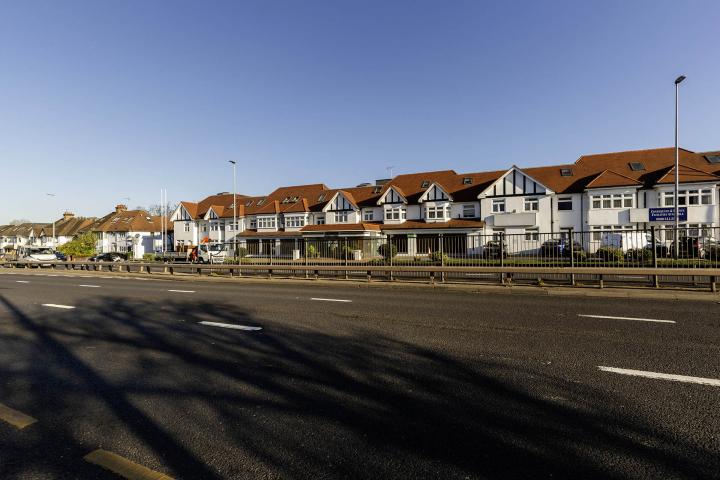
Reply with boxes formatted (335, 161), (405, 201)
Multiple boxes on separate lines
(674, 75), (686, 259)
(46, 193), (56, 247)
(229, 160), (237, 261)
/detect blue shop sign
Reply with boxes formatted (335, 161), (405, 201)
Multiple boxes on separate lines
(649, 207), (687, 222)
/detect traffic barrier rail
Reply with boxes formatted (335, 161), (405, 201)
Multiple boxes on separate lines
(3, 260), (720, 291)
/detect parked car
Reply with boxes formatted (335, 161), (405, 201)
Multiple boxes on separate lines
(670, 237), (705, 259)
(539, 239), (583, 257)
(17, 246), (57, 267)
(88, 252), (127, 262)
(481, 240), (507, 259)
(703, 239), (720, 260)
(55, 251), (67, 261)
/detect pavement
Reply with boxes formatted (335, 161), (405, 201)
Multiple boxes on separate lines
(0, 270), (718, 479)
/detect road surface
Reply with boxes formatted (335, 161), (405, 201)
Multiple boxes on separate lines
(0, 271), (718, 479)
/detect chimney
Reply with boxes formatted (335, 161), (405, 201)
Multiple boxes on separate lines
(375, 178), (390, 186)
(62, 211), (75, 221)
(115, 204), (127, 213)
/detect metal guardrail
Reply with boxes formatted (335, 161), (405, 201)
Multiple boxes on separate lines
(3, 260), (720, 292)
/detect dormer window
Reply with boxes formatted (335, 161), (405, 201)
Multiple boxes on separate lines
(318, 193), (326, 202)
(281, 197), (290, 204)
(372, 186), (382, 194)
(463, 177), (473, 185)
(245, 200), (254, 207)
(706, 155), (720, 164)
(629, 162), (645, 171)
(421, 180), (430, 188)
(256, 198), (266, 206)
(291, 196), (299, 202)
(560, 168), (573, 177)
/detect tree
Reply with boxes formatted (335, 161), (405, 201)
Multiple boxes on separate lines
(138, 203), (179, 216)
(58, 232), (97, 257)
(9, 219), (31, 225)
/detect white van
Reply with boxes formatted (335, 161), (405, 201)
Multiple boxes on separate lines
(197, 243), (228, 264)
(600, 231), (656, 252)
(18, 246), (57, 267)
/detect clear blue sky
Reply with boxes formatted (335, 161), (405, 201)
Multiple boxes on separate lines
(1, 0), (718, 223)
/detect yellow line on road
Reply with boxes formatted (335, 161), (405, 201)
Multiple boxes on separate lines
(84, 449), (174, 480)
(0, 403), (38, 429)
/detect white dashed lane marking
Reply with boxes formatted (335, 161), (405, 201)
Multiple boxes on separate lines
(311, 298), (352, 303)
(199, 321), (262, 331)
(578, 314), (675, 324)
(41, 304), (76, 310)
(16, 280), (30, 284)
(599, 366), (720, 387)
(168, 289), (195, 293)
(79, 285), (101, 288)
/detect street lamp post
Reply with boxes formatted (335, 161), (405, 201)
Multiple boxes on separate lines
(46, 193), (56, 247)
(229, 160), (237, 261)
(674, 75), (686, 259)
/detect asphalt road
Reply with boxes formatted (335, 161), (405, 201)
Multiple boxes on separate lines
(0, 271), (718, 479)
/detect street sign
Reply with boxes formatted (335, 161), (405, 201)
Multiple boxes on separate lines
(649, 207), (687, 222)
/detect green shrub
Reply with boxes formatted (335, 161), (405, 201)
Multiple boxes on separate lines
(378, 243), (397, 260)
(430, 251), (448, 263)
(306, 244), (319, 258)
(142, 253), (156, 262)
(595, 246), (624, 262)
(572, 249), (588, 261)
(58, 232), (96, 257)
(626, 248), (652, 262)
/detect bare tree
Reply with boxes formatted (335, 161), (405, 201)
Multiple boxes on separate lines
(146, 202), (179, 216)
(9, 219), (31, 225)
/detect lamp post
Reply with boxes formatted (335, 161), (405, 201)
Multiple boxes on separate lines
(229, 160), (237, 261)
(46, 193), (56, 247)
(674, 75), (686, 259)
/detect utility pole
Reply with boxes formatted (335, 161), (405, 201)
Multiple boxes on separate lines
(229, 160), (238, 261)
(674, 75), (686, 259)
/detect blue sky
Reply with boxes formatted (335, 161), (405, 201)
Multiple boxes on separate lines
(1, 0), (718, 223)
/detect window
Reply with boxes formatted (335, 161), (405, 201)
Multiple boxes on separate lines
(245, 200), (254, 207)
(560, 168), (573, 177)
(421, 180), (430, 188)
(629, 162), (645, 171)
(463, 177), (473, 185)
(492, 199), (505, 213)
(661, 189), (713, 207)
(202, 224), (207, 232)
(250, 218), (257, 229)
(184, 223), (190, 232)
(492, 228), (504, 240)
(256, 198), (266, 206)
(426, 205), (449, 220)
(257, 217), (276, 228)
(524, 228), (539, 241)
(590, 193), (634, 209)
(335, 211), (349, 223)
(558, 197), (573, 211)
(706, 155), (720, 164)
(524, 198), (539, 211)
(462, 204), (475, 218)
(316, 216), (325, 225)
(363, 210), (374, 221)
(591, 225), (634, 241)
(318, 194), (326, 202)
(385, 207), (407, 221)
(372, 186), (382, 194)
(285, 216), (306, 228)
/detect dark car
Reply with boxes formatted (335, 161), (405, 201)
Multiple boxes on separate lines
(55, 251), (67, 261)
(89, 252), (127, 262)
(703, 239), (720, 260)
(481, 240), (507, 259)
(539, 239), (583, 257)
(670, 237), (703, 259)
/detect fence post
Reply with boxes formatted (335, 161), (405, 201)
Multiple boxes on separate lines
(651, 226), (659, 288)
(304, 238), (308, 279)
(569, 228), (575, 286)
(388, 235), (393, 282)
(439, 233), (445, 283)
(344, 237), (348, 280)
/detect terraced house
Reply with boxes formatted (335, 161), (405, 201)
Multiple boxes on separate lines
(172, 146), (719, 257)
(85, 205), (172, 259)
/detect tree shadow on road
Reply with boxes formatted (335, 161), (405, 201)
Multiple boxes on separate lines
(0, 294), (717, 479)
